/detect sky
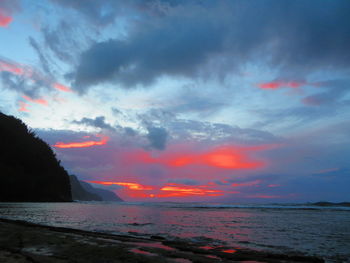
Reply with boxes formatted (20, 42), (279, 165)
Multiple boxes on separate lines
(0, 0), (349, 202)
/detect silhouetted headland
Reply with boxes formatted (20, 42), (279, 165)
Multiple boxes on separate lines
(310, 201), (350, 207)
(0, 112), (72, 202)
(0, 112), (123, 202)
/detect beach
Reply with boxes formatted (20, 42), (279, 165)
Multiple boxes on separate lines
(1, 202), (349, 262)
(0, 218), (326, 263)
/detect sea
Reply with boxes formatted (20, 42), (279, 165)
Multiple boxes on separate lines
(0, 202), (349, 262)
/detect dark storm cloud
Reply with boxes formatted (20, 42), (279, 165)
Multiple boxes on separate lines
(69, 0), (350, 92)
(72, 116), (116, 131)
(146, 126), (168, 150)
(74, 16), (224, 91)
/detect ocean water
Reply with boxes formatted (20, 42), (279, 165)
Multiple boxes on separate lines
(0, 202), (349, 262)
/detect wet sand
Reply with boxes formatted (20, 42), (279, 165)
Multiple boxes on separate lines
(0, 218), (324, 263)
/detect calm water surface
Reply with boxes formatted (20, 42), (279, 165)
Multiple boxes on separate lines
(0, 202), (349, 262)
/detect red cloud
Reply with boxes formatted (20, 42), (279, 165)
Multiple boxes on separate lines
(22, 95), (48, 106)
(232, 180), (261, 187)
(87, 180), (155, 199)
(1, 60), (72, 95)
(258, 81), (305, 90)
(53, 83), (72, 92)
(74, 143), (280, 200)
(125, 144), (275, 170)
(18, 101), (29, 112)
(87, 181), (153, 191)
(159, 184), (224, 197)
(87, 181), (236, 199)
(0, 61), (24, 75)
(53, 136), (109, 149)
(0, 8), (12, 27)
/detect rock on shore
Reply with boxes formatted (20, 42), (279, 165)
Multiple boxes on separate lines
(0, 218), (324, 263)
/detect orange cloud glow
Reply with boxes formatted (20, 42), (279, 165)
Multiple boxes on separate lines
(159, 185), (224, 197)
(202, 147), (264, 169)
(232, 180), (261, 187)
(82, 144), (280, 200)
(22, 95), (48, 106)
(53, 83), (72, 92)
(87, 181), (153, 191)
(1, 61), (72, 95)
(258, 81), (304, 90)
(123, 144), (275, 170)
(167, 146), (268, 169)
(18, 101), (29, 112)
(0, 9), (12, 27)
(0, 61), (24, 75)
(87, 180), (155, 199)
(87, 181), (237, 199)
(53, 136), (109, 148)
(222, 249), (237, 254)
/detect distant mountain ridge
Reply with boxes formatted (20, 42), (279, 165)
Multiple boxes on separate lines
(69, 175), (101, 201)
(70, 175), (123, 202)
(310, 202), (350, 207)
(0, 112), (72, 202)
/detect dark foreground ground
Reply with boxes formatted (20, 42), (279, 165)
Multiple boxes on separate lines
(0, 218), (324, 263)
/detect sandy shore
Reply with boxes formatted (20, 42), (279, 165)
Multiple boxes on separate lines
(0, 218), (324, 263)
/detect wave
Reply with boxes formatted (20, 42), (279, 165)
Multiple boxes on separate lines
(152, 202), (350, 211)
(79, 201), (350, 211)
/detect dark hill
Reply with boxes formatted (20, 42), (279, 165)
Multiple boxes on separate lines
(79, 179), (123, 202)
(0, 112), (72, 202)
(70, 175), (123, 202)
(69, 175), (101, 201)
(311, 201), (350, 207)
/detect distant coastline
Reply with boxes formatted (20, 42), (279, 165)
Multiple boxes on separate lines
(309, 201), (350, 207)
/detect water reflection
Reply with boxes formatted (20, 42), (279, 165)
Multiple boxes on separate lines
(0, 202), (349, 261)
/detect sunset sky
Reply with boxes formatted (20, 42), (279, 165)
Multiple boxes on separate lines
(1, 0), (349, 202)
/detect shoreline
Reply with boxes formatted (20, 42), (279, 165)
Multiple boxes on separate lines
(0, 218), (324, 263)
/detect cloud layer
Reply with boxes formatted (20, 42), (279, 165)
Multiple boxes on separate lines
(1, 0), (349, 202)
(67, 0), (350, 92)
